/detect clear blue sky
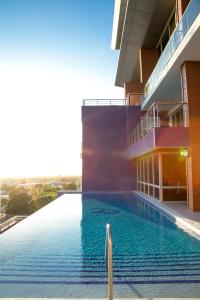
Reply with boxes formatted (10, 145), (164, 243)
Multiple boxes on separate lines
(0, 0), (123, 178)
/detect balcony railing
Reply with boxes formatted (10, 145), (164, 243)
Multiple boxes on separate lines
(83, 99), (126, 106)
(129, 102), (188, 145)
(144, 0), (200, 99)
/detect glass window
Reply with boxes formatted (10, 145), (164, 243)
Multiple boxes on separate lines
(163, 188), (187, 201)
(149, 157), (153, 183)
(169, 12), (176, 36)
(157, 43), (162, 58)
(154, 155), (159, 185)
(142, 159), (145, 182)
(154, 188), (160, 200)
(171, 108), (184, 127)
(145, 158), (149, 183)
(149, 186), (154, 197)
(162, 154), (186, 186)
(141, 183), (145, 193)
(162, 30), (169, 50)
(137, 160), (140, 182)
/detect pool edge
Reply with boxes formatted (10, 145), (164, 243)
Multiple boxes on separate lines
(134, 191), (200, 240)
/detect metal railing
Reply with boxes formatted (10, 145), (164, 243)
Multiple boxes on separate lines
(83, 99), (126, 106)
(0, 215), (26, 233)
(144, 0), (200, 99)
(105, 224), (113, 300)
(129, 102), (188, 146)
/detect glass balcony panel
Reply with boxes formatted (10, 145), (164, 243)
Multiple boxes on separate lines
(162, 43), (172, 66)
(186, 0), (200, 29)
(144, 0), (200, 99)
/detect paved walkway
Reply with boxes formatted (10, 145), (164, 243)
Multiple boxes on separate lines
(164, 201), (200, 230)
(135, 192), (200, 238)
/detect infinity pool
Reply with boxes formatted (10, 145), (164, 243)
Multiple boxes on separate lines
(0, 193), (200, 298)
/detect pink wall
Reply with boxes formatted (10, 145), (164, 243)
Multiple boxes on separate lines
(82, 106), (142, 191)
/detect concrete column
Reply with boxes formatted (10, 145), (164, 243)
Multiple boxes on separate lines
(139, 48), (158, 84)
(181, 62), (200, 211)
(176, 0), (190, 23)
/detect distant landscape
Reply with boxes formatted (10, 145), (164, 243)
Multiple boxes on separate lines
(0, 176), (81, 218)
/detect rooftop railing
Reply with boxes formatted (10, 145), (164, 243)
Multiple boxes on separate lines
(144, 0), (200, 99)
(83, 99), (126, 106)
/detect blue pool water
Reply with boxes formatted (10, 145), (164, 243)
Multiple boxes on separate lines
(0, 192), (200, 298)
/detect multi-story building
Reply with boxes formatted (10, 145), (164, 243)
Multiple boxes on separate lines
(82, 0), (200, 211)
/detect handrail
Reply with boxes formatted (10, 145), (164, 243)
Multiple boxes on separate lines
(105, 224), (113, 300)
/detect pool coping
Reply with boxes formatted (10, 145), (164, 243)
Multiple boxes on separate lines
(0, 298), (198, 300)
(134, 191), (200, 240)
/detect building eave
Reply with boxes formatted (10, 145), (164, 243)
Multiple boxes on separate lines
(113, 0), (175, 87)
(111, 0), (127, 50)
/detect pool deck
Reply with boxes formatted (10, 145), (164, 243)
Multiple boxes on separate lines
(135, 191), (200, 238)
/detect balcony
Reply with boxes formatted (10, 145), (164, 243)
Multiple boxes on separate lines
(127, 102), (189, 159)
(143, 0), (200, 109)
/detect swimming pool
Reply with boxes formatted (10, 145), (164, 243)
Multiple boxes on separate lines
(0, 192), (200, 298)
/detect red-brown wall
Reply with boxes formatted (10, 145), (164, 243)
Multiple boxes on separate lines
(181, 61), (200, 211)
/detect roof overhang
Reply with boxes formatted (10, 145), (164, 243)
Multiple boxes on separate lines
(111, 0), (127, 50)
(112, 0), (175, 87)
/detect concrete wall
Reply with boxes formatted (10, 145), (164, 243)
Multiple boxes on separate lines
(82, 106), (141, 191)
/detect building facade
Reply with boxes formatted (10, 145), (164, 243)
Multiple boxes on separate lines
(82, 0), (200, 211)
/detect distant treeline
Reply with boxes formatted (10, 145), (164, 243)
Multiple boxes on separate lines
(1, 176), (81, 216)
(0, 175), (81, 185)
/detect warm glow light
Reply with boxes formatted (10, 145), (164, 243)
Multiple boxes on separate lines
(180, 149), (189, 157)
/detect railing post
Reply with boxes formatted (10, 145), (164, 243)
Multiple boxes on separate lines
(105, 224), (113, 300)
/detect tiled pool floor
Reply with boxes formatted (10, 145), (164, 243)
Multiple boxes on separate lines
(1, 194), (200, 298)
